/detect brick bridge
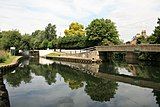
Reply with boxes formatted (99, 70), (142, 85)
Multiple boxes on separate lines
(95, 44), (160, 52)
(87, 44), (160, 62)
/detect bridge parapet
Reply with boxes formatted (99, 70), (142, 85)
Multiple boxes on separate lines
(95, 44), (160, 52)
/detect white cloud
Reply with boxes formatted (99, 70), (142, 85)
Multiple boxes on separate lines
(0, 0), (160, 41)
(107, 0), (160, 41)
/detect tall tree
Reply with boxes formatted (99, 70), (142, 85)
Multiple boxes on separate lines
(152, 18), (160, 44)
(86, 19), (120, 45)
(31, 30), (45, 49)
(45, 23), (57, 41)
(64, 22), (85, 36)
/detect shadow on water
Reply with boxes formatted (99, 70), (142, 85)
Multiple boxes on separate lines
(0, 72), (10, 107)
(1, 58), (160, 106)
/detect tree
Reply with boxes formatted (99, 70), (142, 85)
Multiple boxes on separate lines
(40, 39), (49, 49)
(48, 39), (58, 49)
(31, 30), (45, 49)
(31, 30), (43, 37)
(64, 22), (85, 36)
(58, 35), (87, 49)
(152, 18), (160, 44)
(45, 23), (57, 41)
(0, 30), (22, 50)
(86, 18), (120, 45)
(20, 34), (31, 50)
(147, 35), (156, 44)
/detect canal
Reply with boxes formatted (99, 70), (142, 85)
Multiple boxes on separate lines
(1, 58), (160, 107)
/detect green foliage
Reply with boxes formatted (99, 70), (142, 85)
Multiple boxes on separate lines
(138, 18), (160, 61)
(0, 19), (122, 50)
(147, 35), (156, 44)
(45, 23), (57, 41)
(86, 18), (120, 45)
(31, 30), (45, 49)
(20, 34), (31, 50)
(136, 36), (147, 44)
(138, 52), (160, 61)
(40, 39), (49, 49)
(48, 39), (58, 49)
(47, 41), (53, 49)
(64, 22), (85, 36)
(30, 23), (57, 49)
(0, 56), (6, 63)
(0, 30), (22, 50)
(0, 51), (9, 63)
(152, 18), (160, 44)
(31, 30), (43, 37)
(58, 35), (88, 49)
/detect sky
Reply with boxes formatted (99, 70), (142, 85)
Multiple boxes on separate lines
(0, 0), (160, 42)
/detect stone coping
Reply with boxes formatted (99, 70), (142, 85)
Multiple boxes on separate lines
(45, 55), (101, 63)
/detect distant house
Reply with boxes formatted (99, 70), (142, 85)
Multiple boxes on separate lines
(130, 30), (148, 45)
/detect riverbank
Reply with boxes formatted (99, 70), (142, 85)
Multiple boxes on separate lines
(0, 56), (22, 69)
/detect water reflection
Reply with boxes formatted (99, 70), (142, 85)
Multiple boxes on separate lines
(1, 58), (160, 107)
(30, 64), (57, 85)
(85, 77), (118, 102)
(99, 61), (160, 82)
(0, 73), (10, 107)
(153, 90), (160, 105)
(5, 66), (32, 87)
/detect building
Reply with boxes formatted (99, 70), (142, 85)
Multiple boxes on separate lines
(130, 30), (148, 45)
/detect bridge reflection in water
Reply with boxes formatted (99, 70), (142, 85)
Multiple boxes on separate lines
(1, 58), (160, 107)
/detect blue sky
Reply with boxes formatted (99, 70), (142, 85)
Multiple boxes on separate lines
(0, 0), (160, 41)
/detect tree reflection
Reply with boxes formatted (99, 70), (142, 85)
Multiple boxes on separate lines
(52, 62), (118, 101)
(153, 90), (160, 106)
(4, 65), (32, 87)
(85, 76), (118, 102)
(30, 64), (57, 85)
(99, 61), (160, 82)
(0, 73), (10, 107)
(52, 63), (84, 90)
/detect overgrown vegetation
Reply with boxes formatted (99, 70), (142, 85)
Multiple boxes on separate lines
(0, 50), (9, 63)
(0, 51), (19, 67)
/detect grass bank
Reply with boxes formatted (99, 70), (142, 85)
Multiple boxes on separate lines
(0, 50), (22, 67)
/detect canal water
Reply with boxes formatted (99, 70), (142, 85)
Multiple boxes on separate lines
(1, 58), (160, 107)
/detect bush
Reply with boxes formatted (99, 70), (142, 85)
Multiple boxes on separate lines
(0, 56), (6, 63)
